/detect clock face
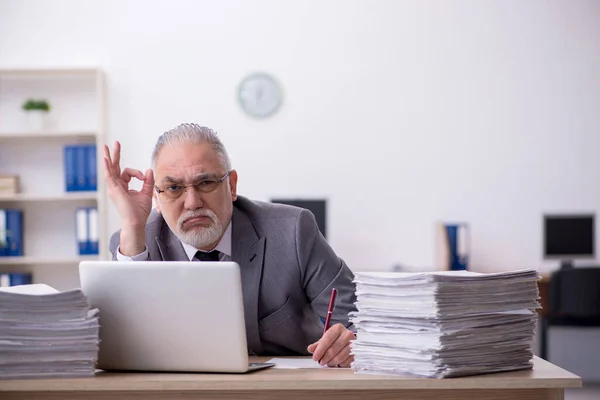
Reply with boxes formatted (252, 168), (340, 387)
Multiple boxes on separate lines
(237, 73), (282, 118)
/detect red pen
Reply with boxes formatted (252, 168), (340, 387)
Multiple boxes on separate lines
(322, 288), (338, 335)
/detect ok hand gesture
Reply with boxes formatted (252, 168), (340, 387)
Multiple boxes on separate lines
(103, 141), (154, 233)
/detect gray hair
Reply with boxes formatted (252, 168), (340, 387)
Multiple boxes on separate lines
(151, 123), (232, 171)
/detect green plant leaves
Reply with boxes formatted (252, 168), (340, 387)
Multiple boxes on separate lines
(21, 99), (50, 112)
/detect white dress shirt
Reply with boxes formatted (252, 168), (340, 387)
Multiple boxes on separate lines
(116, 222), (232, 261)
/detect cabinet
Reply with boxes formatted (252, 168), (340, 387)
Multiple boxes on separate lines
(0, 68), (107, 290)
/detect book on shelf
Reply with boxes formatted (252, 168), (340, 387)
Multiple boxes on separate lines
(0, 208), (23, 257)
(64, 144), (97, 192)
(0, 175), (19, 195)
(76, 207), (99, 256)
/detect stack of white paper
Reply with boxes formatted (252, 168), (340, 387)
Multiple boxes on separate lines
(350, 270), (540, 378)
(0, 284), (100, 380)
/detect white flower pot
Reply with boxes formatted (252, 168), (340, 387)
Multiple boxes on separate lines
(26, 110), (48, 131)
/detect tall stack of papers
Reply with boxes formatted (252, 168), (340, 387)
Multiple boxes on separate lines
(0, 284), (100, 379)
(350, 270), (540, 378)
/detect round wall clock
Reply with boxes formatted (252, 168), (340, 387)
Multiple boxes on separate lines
(237, 73), (282, 118)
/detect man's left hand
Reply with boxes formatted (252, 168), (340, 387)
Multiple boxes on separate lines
(307, 323), (355, 368)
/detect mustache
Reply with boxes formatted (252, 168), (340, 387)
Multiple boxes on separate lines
(178, 209), (217, 228)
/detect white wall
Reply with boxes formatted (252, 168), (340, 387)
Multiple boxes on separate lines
(1, 0), (600, 273)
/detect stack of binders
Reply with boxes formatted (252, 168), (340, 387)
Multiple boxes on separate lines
(0, 284), (100, 379)
(64, 144), (97, 192)
(350, 269), (540, 378)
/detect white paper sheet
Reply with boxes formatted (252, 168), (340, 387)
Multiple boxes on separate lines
(266, 358), (328, 369)
(0, 284), (59, 295)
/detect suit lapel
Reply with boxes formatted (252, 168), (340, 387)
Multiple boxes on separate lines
(232, 206), (265, 356)
(155, 218), (189, 261)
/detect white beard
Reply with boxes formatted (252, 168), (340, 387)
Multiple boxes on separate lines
(173, 208), (227, 249)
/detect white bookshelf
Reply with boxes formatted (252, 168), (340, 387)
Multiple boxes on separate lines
(0, 131), (97, 141)
(0, 68), (108, 291)
(0, 192), (99, 202)
(0, 255), (100, 266)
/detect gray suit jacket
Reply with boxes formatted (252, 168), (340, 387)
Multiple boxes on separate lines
(109, 196), (357, 356)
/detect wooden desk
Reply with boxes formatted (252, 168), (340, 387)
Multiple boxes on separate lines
(0, 356), (581, 400)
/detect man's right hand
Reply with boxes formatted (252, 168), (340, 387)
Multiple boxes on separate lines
(103, 141), (154, 256)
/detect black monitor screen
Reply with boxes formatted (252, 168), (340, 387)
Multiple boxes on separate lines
(544, 215), (594, 257)
(271, 199), (326, 239)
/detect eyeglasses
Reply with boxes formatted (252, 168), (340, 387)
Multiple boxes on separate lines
(155, 171), (232, 201)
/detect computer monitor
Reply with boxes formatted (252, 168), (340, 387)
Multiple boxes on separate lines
(271, 199), (327, 239)
(543, 214), (595, 268)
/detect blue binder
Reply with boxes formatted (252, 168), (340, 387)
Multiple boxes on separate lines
(444, 223), (470, 271)
(5, 209), (23, 257)
(75, 145), (87, 191)
(76, 208), (89, 255)
(7, 273), (32, 286)
(85, 145), (97, 191)
(88, 207), (99, 255)
(64, 146), (77, 192)
(0, 209), (6, 257)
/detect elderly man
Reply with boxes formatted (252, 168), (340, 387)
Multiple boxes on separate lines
(104, 123), (357, 367)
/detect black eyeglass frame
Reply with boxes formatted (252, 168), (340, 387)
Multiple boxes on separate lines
(154, 170), (232, 198)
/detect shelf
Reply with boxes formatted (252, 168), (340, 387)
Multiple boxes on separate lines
(0, 192), (98, 202)
(0, 131), (98, 141)
(0, 68), (100, 78)
(0, 255), (100, 266)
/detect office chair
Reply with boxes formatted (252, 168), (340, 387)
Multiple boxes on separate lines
(539, 266), (600, 360)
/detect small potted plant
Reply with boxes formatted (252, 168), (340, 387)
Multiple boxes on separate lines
(22, 98), (51, 131)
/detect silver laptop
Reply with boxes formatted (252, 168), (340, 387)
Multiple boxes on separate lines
(79, 261), (274, 373)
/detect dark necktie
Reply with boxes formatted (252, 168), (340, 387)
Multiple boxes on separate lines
(195, 250), (220, 262)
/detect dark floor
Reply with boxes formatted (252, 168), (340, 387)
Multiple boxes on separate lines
(565, 383), (600, 400)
